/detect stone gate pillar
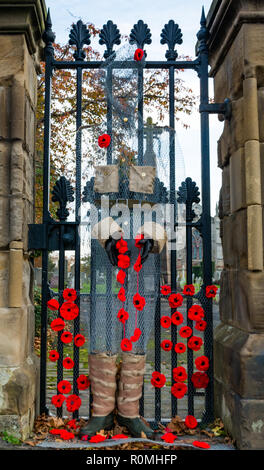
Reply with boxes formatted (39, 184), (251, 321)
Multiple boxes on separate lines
(207, 0), (264, 449)
(0, 0), (46, 438)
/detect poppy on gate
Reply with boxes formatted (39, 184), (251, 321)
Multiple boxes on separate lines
(171, 382), (187, 399)
(77, 375), (90, 390)
(51, 394), (65, 408)
(133, 293), (146, 311)
(60, 301), (79, 321)
(188, 336), (203, 352)
(74, 334), (86, 347)
(171, 311), (184, 326)
(151, 371), (166, 388)
(116, 270), (126, 285)
(205, 285), (218, 298)
(117, 308), (129, 324)
(47, 298), (60, 311)
(60, 331), (73, 344)
(168, 293), (183, 308)
(130, 327), (142, 342)
(49, 350), (59, 362)
(118, 254), (130, 269)
(160, 316), (172, 328)
(185, 415), (198, 429)
(160, 285), (171, 296)
(98, 134), (111, 148)
(174, 343), (186, 354)
(134, 48), (144, 61)
(66, 394), (82, 412)
(195, 356), (209, 371)
(194, 320), (207, 332)
(118, 287), (126, 302)
(188, 305), (204, 321)
(50, 318), (65, 332)
(191, 372), (209, 389)
(116, 238), (128, 254)
(179, 326), (192, 338)
(63, 288), (77, 302)
(161, 339), (173, 351)
(183, 284), (195, 296)
(121, 338), (132, 352)
(172, 366), (187, 382)
(57, 380), (72, 394)
(63, 357), (74, 369)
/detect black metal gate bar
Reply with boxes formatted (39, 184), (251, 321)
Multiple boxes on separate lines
(185, 192), (194, 417)
(57, 223), (65, 418)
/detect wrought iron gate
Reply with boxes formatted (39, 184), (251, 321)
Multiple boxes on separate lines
(29, 7), (231, 426)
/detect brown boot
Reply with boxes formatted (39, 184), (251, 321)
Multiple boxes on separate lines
(116, 353), (158, 439)
(79, 353), (117, 438)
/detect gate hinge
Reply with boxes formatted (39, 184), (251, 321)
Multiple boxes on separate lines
(199, 98), (232, 121)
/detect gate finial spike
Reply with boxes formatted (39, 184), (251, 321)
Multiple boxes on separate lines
(43, 7), (56, 57)
(200, 6), (206, 26)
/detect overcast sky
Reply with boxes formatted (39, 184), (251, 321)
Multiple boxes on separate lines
(45, 0), (223, 214)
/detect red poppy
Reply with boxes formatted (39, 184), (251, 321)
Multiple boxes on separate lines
(89, 434), (107, 443)
(116, 238), (128, 254)
(60, 331), (73, 344)
(133, 293), (146, 311)
(98, 133), (111, 148)
(168, 293), (183, 308)
(50, 318), (65, 332)
(161, 285), (171, 295)
(117, 287), (126, 302)
(67, 419), (79, 430)
(63, 288), (77, 302)
(58, 380), (72, 394)
(63, 357), (74, 369)
(51, 394), (65, 408)
(192, 440), (210, 449)
(134, 48), (144, 61)
(117, 308), (129, 324)
(183, 284), (195, 296)
(111, 434), (129, 439)
(133, 254), (142, 273)
(135, 233), (144, 248)
(188, 305), (204, 322)
(116, 269), (126, 285)
(66, 394), (82, 412)
(205, 285), (218, 298)
(161, 339), (173, 351)
(47, 298), (60, 311)
(121, 338), (132, 352)
(173, 366), (187, 382)
(191, 372), (209, 389)
(151, 371), (166, 388)
(117, 254), (130, 269)
(171, 382), (187, 399)
(161, 432), (178, 443)
(174, 343), (186, 354)
(171, 311), (184, 326)
(49, 350), (59, 362)
(74, 334), (86, 347)
(77, 375), (90, 390)
(60, 302), (79, 321)
(160, 316), (172, 328)
(185, 415), (198, 429)
(194, 320), (207, 332)
(130, 327), (142, 342)
(195, 356), (209, 372)
(188, 336), (203, 351)
(49, 429), (74, 440)
(179, 326), (192, 338)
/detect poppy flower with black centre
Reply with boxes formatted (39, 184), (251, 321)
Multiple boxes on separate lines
(117, 254), (130, 269)
(151, 371), (166, 389)
(130, 327), (142, 342)
(116, 238), (128, 254)
(160, 285), (171, 296)
(63, 357), (74, 369)
(47, 298), (60, 311)
(117, 307), (129, 324)
(192, 440), (210, 449)
(185, 415), (198, 430)
(188, 304), (204, 322)
(174, 342), (186, 354)
(205, 285), (218, 298)
(66, 394), (82, 412)
(161, 432), (178, 443)
(74, 334), (85, 347)
(195, 355), (209, 372)
(160, 316), (172, 329)
(89, 435), (107, 443)
(50, 318), (65, 332)
(188, 336), (203, 352)
(135, 233), (144, 248)
(171, 382), (187, 399)
(49, 350), (59, 362)
(118, 287), (126, 303)
(98, 133), (111, 148)
(60, 331), (73, 344)
(183, 284), (195, 296)
(161, 339), (173, 351)
(194, 320), (207, 332)
(171, 311), (184, 326)
(57, 380), (72, 394)
(51, 394), (65, 408)
(134, 48), (144, 61)
(168, 293), (183, 308)
(77, 374), (90, 391)
(172, 366), (187, 382)
(116, 269), (126, 285)
(179, 326), (193, 338)
(63, 288), (77, 302)
(133, 293), (146, 311)
(133, 254), (142, 273)
(121, 338), (132, 352)
(191, 372), (209, 389)
(60, 301), (79, 321)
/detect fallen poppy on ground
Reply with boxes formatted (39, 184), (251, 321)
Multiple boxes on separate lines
(172, 366), (187, 382)
(151, 371), (166, 388)
(67, 419), (79, 430)
(121, 338), (132, 352)
(161, 339), (173, 351)
(161, 285), (171, 295)
(171, 311), (184, 326)
(98, 134), (111, 148)
(183, 284), (195, 296)
(57, 380), (72, 394)
(63, 357), (74, 369)
(188, 305), (204, 321)
(133, 293), (146, 311)
(49, 350), (59, 362)
(205, 285), (218, 298)
(134, 48), (144, 61)
(77, 375), (90, 390)
(195, 355), (209, 371)
(60, 331), (73, 344)
(185, 415), (198, 429)
(174, 342), (186, 354)
(60, 301), (79, 320)
(161, 432), (178, 443)
(47, 298), (60, 311)
(51, 394), (65, 408)
(168, 293), (183, 308)
(63, 288), (77, 302)
(111, 434), (129, 439)
(74, 334), (86, 347)
(179, 326), (192, 338)
(49, 429), (74, 440)
(192, 440), (210, 449)
(160, 316), (172, 328)
(89, 434), (107, 443)
(117, 308), (129, 324)
(66, 394), (82, 412)
(171, 382), (187, 399)
(188, 336), (203, 351)
(191, 372), (209, 389)
(116, 269), (126, 285)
